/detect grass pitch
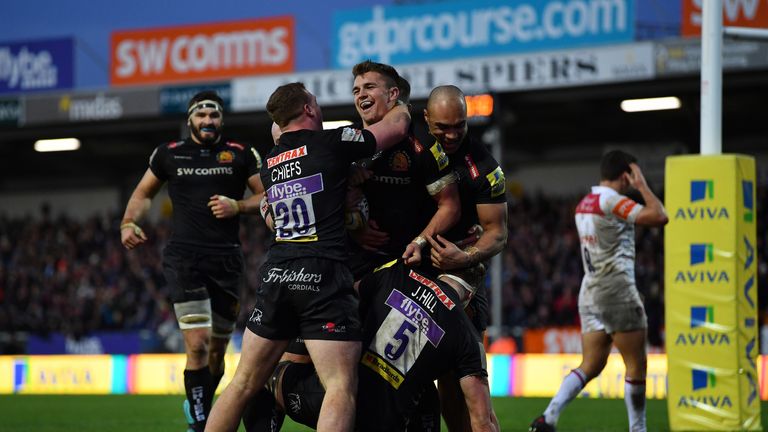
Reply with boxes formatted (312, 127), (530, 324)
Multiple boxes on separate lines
(0, 394), (766, 431)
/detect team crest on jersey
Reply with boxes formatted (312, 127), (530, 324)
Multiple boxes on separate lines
(430, 142), (449, 171)
(216, 150), (235, 164)
(486, 166), (506, 198)
(341, 127), (365, 142)
(389, 150), (411, 172)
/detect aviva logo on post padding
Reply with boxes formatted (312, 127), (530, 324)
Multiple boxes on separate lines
(676, 368), (733, 409)
(674, 179), (730, 221)
(742, 180), (754, 223)
(674, 305), (729, 346)
(674, 243), (729, 284)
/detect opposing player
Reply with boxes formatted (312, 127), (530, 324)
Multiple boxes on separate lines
(120, 90), (264, 432)
(529, 150), (668, 432)
(243, 260), (498, 432)
(204, 82), (411, 432)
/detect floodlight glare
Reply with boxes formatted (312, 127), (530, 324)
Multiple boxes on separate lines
(620, 97), (681, 113)
(34, 138), (81, 152)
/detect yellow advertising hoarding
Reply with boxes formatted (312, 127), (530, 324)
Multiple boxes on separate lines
(665, 155), (760, 430)
(14, 355), (115, 394)
(129, 353), (239, 394)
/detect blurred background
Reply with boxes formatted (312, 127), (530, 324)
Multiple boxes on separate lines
(0, 0), (766, 363)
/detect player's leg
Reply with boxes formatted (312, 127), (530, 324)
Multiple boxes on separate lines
(165, 246), (218, 432)
(295, 257), (362, 432)
(608, 302), (648, 432)
(531, 308), (612, 431)
(207, 250), (245, 391)
(304, 339), (361, 432)
(205, 328), (289, 432)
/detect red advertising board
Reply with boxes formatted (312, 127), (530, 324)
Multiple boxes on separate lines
(111, 17), (294, 86)
(682, 0), (768, 36)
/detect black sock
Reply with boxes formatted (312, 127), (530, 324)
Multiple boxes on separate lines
(242, 387), (285, 432)
(184, 367), (213, 431)
(211, 370), (225, 394)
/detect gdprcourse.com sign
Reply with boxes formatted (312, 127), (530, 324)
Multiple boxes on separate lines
(332, 0), (634, 67)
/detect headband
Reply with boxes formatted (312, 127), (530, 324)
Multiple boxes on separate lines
(438, 274), (476, 306)
(188, 99), (223, 117)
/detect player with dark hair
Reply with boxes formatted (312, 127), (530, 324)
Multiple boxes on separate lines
(241, 260), (499, 432)
(349, 60), (460, 271)
(120, 90), (264, 432)
(204, 82), (411, 432)
(529, 150), (668, 432)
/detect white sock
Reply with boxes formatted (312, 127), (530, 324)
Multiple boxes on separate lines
(624, 378), (646, 432)
(543, 368), (587, 425)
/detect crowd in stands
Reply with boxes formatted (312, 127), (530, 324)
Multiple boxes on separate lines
(0, 187), (765, 353)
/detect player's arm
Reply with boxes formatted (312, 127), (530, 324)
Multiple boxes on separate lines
(208, 174), (266, 219)
(365, 102), (411, 152)
(626, 163), (668, 226)
(427, 202), (507, 270)
(402, 182), (461, 265)
(459, 374), (499, 432)
(121, 169), (163, 249)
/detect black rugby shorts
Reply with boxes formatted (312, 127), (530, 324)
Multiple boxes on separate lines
(163, 244), (243, 323)
(246, 257), (362, 341)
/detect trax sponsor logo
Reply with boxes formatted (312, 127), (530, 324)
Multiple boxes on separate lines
(267, 145), (307, 168)
(111, 17), (294, 86)
(176, 167), (234, 176)
(386, 289), (445, 346)
(263, 267), (322, 284)
(742, 180), (754, 222)
(268, 173), (324, 202)
(675, 180), (730, 221)
(674, 243), (729, 284)
(677, 368), (732, 409)
(59, 94), (123, 121)
(465, 154), (480, 179)
(674, 306), (730, 346)
(408, 270), (456, 310)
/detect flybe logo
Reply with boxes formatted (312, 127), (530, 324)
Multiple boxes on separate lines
(742, 180), (754, 223)
(674, 243), (729, 284)
(677, 368), (732, 409)
(674, 180), (729, 221)
(674, 306), (730, 346)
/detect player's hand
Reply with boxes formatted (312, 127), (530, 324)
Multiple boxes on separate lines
(348, 165), (373, 186)
(208, 194), (240, 218)
(426, 234), (470, 270)
(120, 222), (147, 250)
(454, 224), (483, 248)
(352, 220), (389, 251)
(402, 242), (422, 266)
(626, 163), (648, 191)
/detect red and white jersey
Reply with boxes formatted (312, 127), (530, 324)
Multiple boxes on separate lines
(575, 186), (643, 307)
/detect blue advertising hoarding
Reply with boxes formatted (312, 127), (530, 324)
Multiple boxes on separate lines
(0, 38), (74, 94)
(332, 0), (635, 68)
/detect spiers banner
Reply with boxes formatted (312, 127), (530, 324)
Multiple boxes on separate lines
(665, 155), (761, 431)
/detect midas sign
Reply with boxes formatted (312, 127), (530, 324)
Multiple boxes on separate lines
(111, 17), (294, 86)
